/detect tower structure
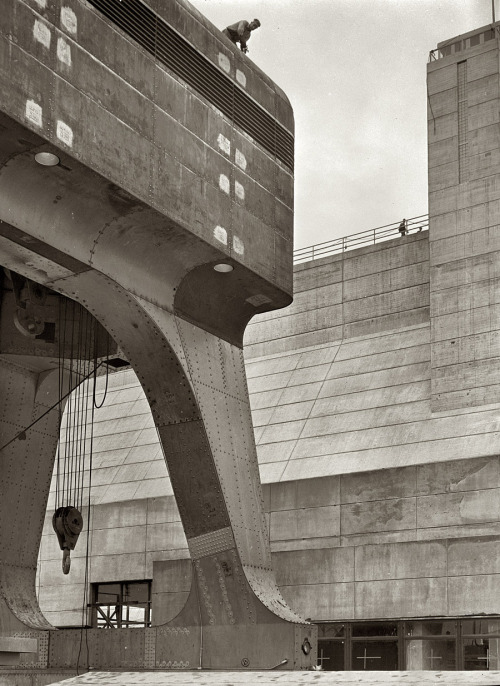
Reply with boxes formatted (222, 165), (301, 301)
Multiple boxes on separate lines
(428, 24), (500, 412)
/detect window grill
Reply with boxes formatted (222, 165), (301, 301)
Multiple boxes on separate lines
(86, 0), (294, 171)
(91, 581), (151, 628)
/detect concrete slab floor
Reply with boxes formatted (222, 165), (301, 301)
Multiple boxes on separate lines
(47, 671), (500, 686)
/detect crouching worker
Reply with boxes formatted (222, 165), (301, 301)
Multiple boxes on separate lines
(223, 19), (261, 53)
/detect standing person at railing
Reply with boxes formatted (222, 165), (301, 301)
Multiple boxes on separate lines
(398, 219), (408, 236)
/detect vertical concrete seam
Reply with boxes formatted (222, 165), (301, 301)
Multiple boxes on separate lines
(150, 43), (157, 205)
(415, 464), (419, 540)
(445, 536), (449, 617)
(145, 496), (149, 581)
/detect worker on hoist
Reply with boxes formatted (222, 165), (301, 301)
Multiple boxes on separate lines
(222, 18), (261, 53)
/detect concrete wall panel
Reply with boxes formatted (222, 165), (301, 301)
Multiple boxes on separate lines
(280, 583), (354, 621)
(273, 548), (354, 585)
(417, 489), (500, 528)
(355, 578), (448, 619)
(467, 72), (499, 106)
(448, 536), (500, 575)
(428, 161), (459, 191)
(467, 47), (499, 81)
(270, 476), (340, 511)
(152, 559), (192, 594)
(146, 497), (181, 525)
(146, 522), (187, 552)
(428, 136), (459, 168)
(312, 381), (430, 417)
(342, 307), (429, 340)
(427, 87), (458, 119)
(261, 401), (315, 426)
(293, 258), (343, 293)
(270, 505), (340, 541)
(91, 525), (147, 556)
(416, 456), (500, 495)
(92, 500), (148, 530)
(343, 263), (429, 302)
(341, 466), (417, 504)
(355, 541), (447, 581)
(448, 574), (500, 615)
(90, 553), (147, 582)
(341, 498), (416, 536)
(428, 112), (458, 143)
(427, 63), (457, 96)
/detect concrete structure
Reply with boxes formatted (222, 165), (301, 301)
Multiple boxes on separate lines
(32, 19), (500, 674)
(0, 0), (316, 679)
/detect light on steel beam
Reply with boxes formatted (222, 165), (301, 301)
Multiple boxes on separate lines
(213, 263), (233, 273)
(34, 152), (60, 167)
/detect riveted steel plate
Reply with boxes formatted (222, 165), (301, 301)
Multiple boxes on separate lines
(143, 628), (156, 669)
(187, 526), (235, 559)
(294, 623), (318, 670)
(155, 624), (199, 668)
(12, 630), (47, 668)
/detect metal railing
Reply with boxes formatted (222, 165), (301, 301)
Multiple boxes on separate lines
(293, 214), (428, 265)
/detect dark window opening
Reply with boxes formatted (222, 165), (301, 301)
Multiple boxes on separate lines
(316, 618), (500, 671)
(352, 622), (398, 637)
(91, 581), (151, 628)
(104, 357), (130, 368)
(352, 641), (398, 670)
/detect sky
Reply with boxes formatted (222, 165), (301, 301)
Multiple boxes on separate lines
(189, 0), (491, 250)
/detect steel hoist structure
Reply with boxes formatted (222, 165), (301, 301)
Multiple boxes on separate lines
(0, 0), (316, 679)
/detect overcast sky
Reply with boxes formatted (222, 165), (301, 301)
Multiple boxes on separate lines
(190, 0), (491, 249)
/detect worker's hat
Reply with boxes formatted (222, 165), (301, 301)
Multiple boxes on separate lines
(253, 18), (261, 26)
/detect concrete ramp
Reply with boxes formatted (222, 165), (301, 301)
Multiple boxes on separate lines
(47, 671), (500, 686)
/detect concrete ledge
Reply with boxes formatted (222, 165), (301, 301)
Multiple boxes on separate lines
(0, 637), (37, 653)
(0, 636), (38, 667)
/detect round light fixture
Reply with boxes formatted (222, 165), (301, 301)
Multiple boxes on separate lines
(35, 152), (60, 167)
(213, 263), (233, 273)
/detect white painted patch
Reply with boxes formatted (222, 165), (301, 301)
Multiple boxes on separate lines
(235, 181), (245, 200)
(211, 105), (224, 118)
(219, 174), (230, 195)
(213, 226), (228, 245)
(60, 6), (77, 34)
(33, 0), (47, 7)
(57, 37), (71, 66)
(25, 100), (42, 127)
(233, 236), (244, 255)
(217, 134), (230, 156)
(56, 120), (73, 147)
(235, 149), (247, 171)
(218, 53), (231, 73)
(33, 19), (51, 48)
(236, 69), (246, 88)
(246, 293), (271, 307)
